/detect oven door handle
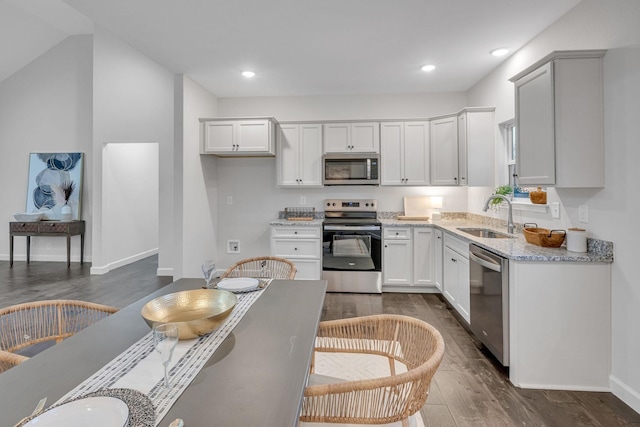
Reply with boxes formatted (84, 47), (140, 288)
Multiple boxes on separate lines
(469, 250), (502, 273)
(323, 225), (381, 231)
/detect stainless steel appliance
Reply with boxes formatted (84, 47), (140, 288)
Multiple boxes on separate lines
(322, 199), (382, 293)
(469, 244), (509, 366)
(323, 153), (380, 185)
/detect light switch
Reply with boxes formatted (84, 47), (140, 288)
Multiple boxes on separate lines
(300, 196), (306, 205)
(227, 196), (233, 205)
(550, 202), (560, 219)
(579, 205), (589, 223)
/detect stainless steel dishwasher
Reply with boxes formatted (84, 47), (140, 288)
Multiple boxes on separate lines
(469, 244), (509, 366)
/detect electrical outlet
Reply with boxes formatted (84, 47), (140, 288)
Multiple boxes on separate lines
(300, 196), (306, 205)
(227, 196), (233, 205)
(227, 240), (240, 253)
(550, 202), (560, 219)
(579, 205), (589, 223)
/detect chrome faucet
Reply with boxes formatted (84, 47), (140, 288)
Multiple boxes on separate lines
(483, 195), (515, 234)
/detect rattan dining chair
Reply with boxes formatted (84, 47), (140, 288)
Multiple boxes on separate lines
(0, 300), (118, 374)
(300, 314), (445, 427)
(220, 256), (297, 280)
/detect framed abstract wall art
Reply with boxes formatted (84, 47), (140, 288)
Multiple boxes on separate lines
(25, 153), (84, 221)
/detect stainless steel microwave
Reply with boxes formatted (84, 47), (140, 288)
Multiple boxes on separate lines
(323, 153), (380, 185)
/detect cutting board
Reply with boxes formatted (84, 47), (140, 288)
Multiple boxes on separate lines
(397, 196), (430, 220)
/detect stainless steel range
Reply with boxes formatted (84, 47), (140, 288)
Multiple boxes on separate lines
(322, 199), (382, 293)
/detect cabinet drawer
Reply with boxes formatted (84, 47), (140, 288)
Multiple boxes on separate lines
(38, 222), (71, 233)
(10, 222), (39, 233)
(444, 232), (469, 258)
(271, 226), (321, 239)
(272, 239), (321, 258)
(383, 227), (411, 240)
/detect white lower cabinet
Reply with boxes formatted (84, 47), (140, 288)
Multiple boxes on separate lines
(270, 225), (322, 280)
(383, 226), (437, 291)
(413, 228), (435, 286)
(443, 233), (470, 323)
(383, 228), (412, 286)
(434, 229), (443, 292)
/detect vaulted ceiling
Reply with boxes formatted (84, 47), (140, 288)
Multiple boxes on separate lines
(1, 0), (581, 97)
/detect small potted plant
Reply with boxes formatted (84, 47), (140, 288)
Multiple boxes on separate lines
(490, 185), (513, 206)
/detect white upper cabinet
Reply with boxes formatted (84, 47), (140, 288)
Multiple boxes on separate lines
(430, 115), (459, 185)
(201, 118), (277, 156)
(459, 108), (495, 187)
(277, 124), (323, 187)
(510, 50), (606, 187)
(380, 121), (429, 186)
(323, 122), (380, 153)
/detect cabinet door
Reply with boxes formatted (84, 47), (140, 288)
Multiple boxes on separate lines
(456, 255), (470, 324)
(434, 229), (443, 292)
(465, 110), (495, 187)
(413, 228), (434, 286)
(299, 124), (323, 186)
(383, 239), (412, 286)
(277, 124), (300, 186)
(515, 62), (555, 185)
(323, 123), (350, 153)
(403, 121), (429, 185)
(203, 121), (235, 153)
(457, 113), (468, 186)
(443, 246), (459, 306)
(237, 120), (272, 152)
(430, 116), (459, 185)
(380, 122), (404, 185)
(351, 122), (380, 153)
(289, 259), (322, 280)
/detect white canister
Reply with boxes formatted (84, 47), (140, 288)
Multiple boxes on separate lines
(566, 228), (587, 252)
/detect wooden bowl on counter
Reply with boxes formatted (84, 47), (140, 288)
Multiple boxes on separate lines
(141, 289), (237, 339)
(523, 223), (566, 248)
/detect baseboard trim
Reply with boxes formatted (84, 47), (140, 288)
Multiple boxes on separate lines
(90, 249), (158, 275)
(157, 268), (173, 277)
(610, 375), (640, 414)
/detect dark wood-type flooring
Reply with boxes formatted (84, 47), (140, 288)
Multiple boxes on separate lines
(2, 256), (639, 426)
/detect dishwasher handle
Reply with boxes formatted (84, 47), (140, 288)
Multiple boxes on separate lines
(469, 250), (502, 273)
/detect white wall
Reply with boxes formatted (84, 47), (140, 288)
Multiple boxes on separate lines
(0, 35), (92, 262)
(103, 142), (159, 269)
(466, 0), (640, 412)
(92, 25), (174, 274)
(177, 75), (219, 279)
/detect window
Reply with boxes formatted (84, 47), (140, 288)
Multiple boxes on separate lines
(500, 119), (517, 188)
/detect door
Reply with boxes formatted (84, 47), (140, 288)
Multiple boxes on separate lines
(380, 122), (404, 185)
(515, 62), (555, 185)
(443, 246), (459, 306)
(404, 121), (429, 185)
(430, 116), (459, 185)
(203, 121), (235, 153)
(323, 123), (350, 153)
(237, 120), (271, 152)
(413, 228), (434, 286)
(351, 122), (380, 152)
(383, 239), (411, 285)
(299, 124), (323, 186)
(277, 124), (300, 185)
(434, 229), (443, 292)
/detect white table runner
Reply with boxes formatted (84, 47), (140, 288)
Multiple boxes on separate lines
(55, 285), (268, 425)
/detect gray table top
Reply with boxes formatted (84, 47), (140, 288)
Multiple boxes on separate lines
(0, 278), (327, 427)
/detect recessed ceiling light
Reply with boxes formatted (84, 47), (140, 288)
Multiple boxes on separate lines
(242, 71), (255, 78)
(490, 48), (509, 57)
(421, 64), (436, 72)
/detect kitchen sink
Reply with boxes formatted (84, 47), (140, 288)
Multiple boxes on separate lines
(457, 228), (514, 239)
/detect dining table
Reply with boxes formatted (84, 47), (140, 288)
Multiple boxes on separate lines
(0, 278), (328, 426)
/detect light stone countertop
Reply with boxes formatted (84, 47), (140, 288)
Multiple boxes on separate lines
(379, 216), (613, 263)
(269, 213), (613, 263)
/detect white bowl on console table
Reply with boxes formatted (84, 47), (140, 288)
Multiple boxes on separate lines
(13, 212), (45, 222)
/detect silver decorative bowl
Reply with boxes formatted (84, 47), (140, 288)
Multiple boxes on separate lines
(141, 289), (237, 339)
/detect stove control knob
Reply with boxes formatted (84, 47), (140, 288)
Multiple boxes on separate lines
(326, 202), (331, 207)
(332, 203), (336, 206)
(365, 203), (369, 207)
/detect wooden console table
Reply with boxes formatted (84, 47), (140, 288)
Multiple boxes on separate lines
(10, 220), (85, 268)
